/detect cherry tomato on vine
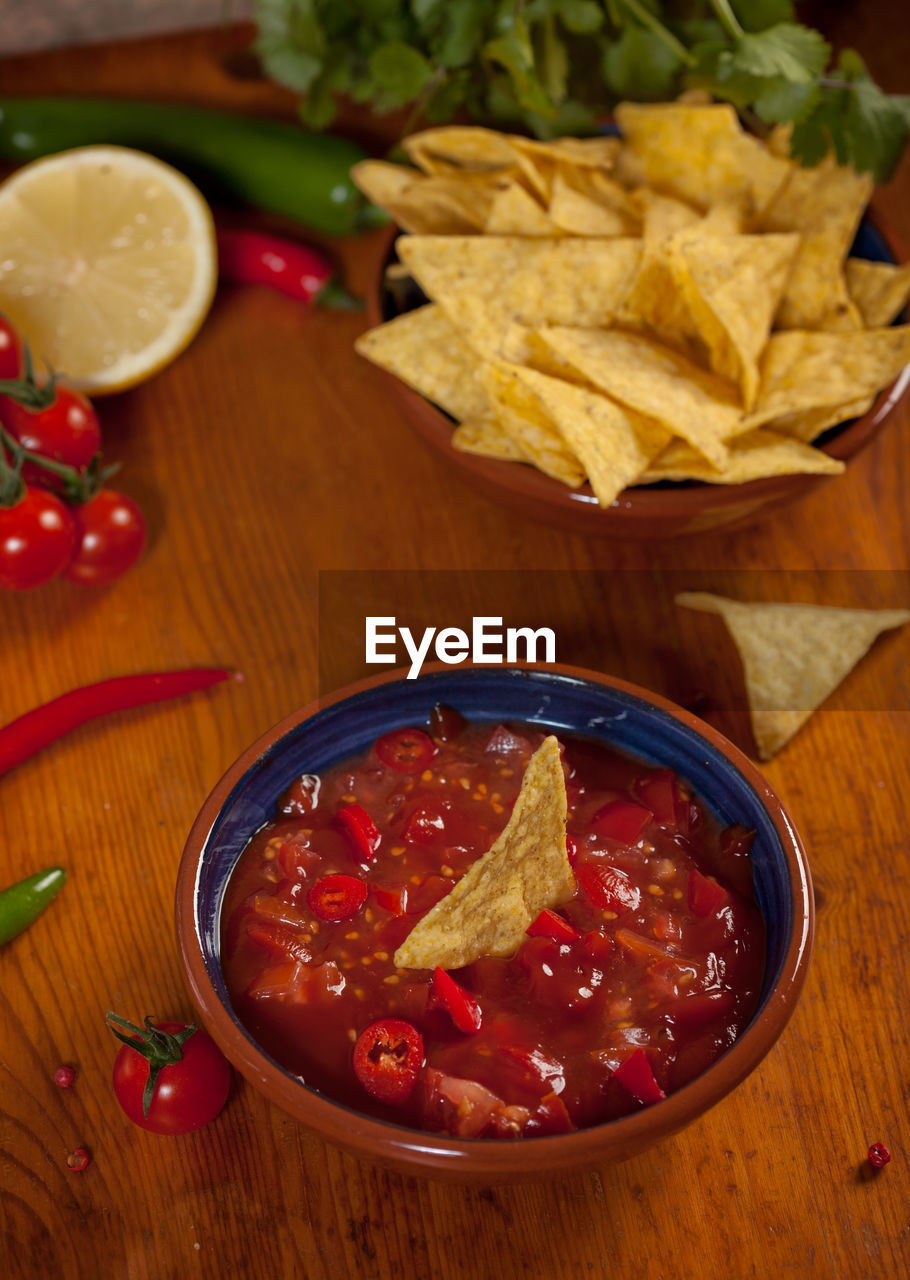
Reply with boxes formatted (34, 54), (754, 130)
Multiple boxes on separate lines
(0, 317), (22, 381)
(0, 485), (76, 590)
(1, 385), (101, 484)
(107, 1013), (232, 1135)
(64, 489), (147, 586)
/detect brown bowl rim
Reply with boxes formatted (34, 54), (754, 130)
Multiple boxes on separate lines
(362, 211), (910, 529)
(176, 662), (814, 1180)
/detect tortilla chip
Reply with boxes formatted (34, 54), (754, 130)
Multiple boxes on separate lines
(845, 258), (910, 329)
(668, 232), (800, 409)
(402, 126), (518, 176)
(760, 154), (873, 331)
(394, 735), (575, 969)
(675, 593), (910, 759)
(396, 235), (642, 360)
(537, 326), (743, 469)
(547, 172), (630, 238)
(746, 326), (910, 426)
(764, 396), (875, 444)
(614, 102), (790, 219)
(350, 161), (445, 234)
(477, 363), (585, 487)
(484, 181), (559, 237)
(354, 304), (489, 422)
(641, 428), (843, 484)
(451, 418), (529, 461)
(492, 362), (671, 505)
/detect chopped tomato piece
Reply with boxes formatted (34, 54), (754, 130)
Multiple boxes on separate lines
(247, 960), (305, 1001)
(276, 835), (320, 881)
(671, 989), (736, 1028)
(719, 823), (756, 857)
(526, 908), (580, 944)
(687, 868), (731, 917)
(372, 882), (409, 916)
(614, 927), (676, 963)
(403, 803), (447, 846)
(337, 803), (380, 863)
(279, 773), (321, 815)
(590, 798), (652, 844)
(429, 702), (467, 742)
(525, 1091), (575, 1136)
(246, 920), (312, 964)
(250, 896), (308, 929)
(407, 873), (452, 915)
(483, 724), (532, 757)
(576, 862), (642, 913)
(431, 967), (483, 1033)
(353, 1019), (423, 1105)
(634, 769), (680, 827)
(612, 1047), (666, 1105)
(306, 873), (367, 921)
(421, 1067), (525, 1138)
(580, 928), (613, 963)
(375, 728), (437, 773)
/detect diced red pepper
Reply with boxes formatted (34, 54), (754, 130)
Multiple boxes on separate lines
(306, 873), (367, 921)
(590, 798), (653, 844)
(687, 868), (731, 917)
(337, 803), (380, 863)
(372, 882), (409, 916)
(375, 728), (437, 773)
(431, 966), (483, 1033)
(612, 1047), (666, 1105)
(576, 862), (642, 913)
(525, 908), (580, 945)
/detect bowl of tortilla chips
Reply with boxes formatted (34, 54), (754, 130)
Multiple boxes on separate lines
(176, 663), (813, 1181)
(354, 102), (910, 538)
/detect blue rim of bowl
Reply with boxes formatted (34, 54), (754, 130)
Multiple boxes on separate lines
(177, 664), (814, 1173)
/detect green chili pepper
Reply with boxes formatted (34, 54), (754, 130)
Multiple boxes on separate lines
(0, 866), (66, 945)
(0, 97), (385, 237)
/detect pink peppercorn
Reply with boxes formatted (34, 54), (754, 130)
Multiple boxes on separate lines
(66, 1148), (90, 1172)
(54, 1065), (76, 1088)
(867, 1142), (891, 1169)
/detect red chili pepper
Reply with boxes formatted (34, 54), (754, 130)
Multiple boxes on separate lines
(352, 1018), (423, 1105)
(337, 803), (381, 863)
(431, 967), (483, 1034)
(216, 228), (361, 309)
(867, 1142), (891, 1169)
(306, 873), (367, 921)
(687, 868), (731, 918)
(375, 727), (437, 774)
(525, 908), (580, 945)
(611, 1047), (666, 1106)
(0, 669), (233, 776)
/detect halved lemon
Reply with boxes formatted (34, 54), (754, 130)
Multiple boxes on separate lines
(0, 145), (217, 393)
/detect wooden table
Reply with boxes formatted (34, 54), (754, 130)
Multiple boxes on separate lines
(1, 13), (908, 1279)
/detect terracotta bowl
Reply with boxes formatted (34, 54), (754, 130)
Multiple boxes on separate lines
(364, 216), (909, 539)
(176, 664), (813, 1182)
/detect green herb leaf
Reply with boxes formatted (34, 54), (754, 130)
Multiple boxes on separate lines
(484, 16), (557, 118)
(437, 2), (489, 70)
(554, 0), (604, 36)
(731, 22), (829, 84)
(753, 77), (819, 125)
(602, 24), (683, 101)
(730, 0), (795, 33)
(369, 39), (435, 108)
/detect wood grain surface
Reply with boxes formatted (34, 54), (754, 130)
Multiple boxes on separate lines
(1, 12), (909, 1280)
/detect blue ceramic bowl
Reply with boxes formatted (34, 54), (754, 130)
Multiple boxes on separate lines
(176, 664), (813, 1180)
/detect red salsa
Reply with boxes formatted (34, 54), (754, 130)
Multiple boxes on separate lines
(221, 711), (765, 1138)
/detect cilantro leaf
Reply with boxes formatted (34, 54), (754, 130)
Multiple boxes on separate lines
(731, 23), (830, 84)
(484, 16), (557, 118)
(603, 26), (683, 102)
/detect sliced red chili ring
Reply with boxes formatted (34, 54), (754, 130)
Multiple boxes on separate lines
(431, 967), (483, 1034)
(337, 802), (380, 863)
(352, 1018), (424, 1105)
(375, 727), (437, 774)
(307, 874), (367, 922)
(525, 908), (580, 945)
(611, 1047), (666, 1105)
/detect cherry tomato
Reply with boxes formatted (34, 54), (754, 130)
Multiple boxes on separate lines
(306, 873), (367, 921)
(352, 1018), (423, 1106)
(111, 1020), (231, 1135)
(63, 489), (147, 586)
(0, 485), (76, 590)
(375, 727), (437, 773)
(1, 385), (101, 486)
(0, 316), (22, 380)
